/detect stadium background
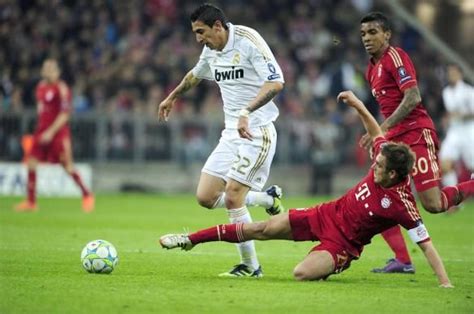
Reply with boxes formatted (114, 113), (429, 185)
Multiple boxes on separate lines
(1, 0), (473, 195)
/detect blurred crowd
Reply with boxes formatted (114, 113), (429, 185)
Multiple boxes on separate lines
(0, 0), (455, 175)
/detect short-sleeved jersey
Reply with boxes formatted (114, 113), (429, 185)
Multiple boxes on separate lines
(35, 80), (72, 133)
(192, 23), (284, 129)
(366, 46), (435, 138)
(442, 80), (474, 128)
(326, 136), (430, 247)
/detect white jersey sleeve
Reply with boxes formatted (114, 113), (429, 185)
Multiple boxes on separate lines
(192, 48), (213, 81)
(243, 28), (284, 83)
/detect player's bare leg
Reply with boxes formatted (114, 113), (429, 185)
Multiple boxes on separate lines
(196, 172), (283, 214)
(61, 138), (94, 212)
(218, 179), (263, 277)
(14, 157), (39, 212)
(418, 183), (473, 214)
(160, 213), (292, 249)
(196, 172), (226, 209)
(293, 250), (335, 281)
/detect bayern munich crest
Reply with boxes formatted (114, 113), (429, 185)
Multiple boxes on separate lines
(381, 196), (392, 209)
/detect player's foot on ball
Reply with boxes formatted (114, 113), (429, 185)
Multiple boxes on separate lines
(14, 200), (38, 212)
(82, 194), (95, 213)
(218, 264), (263, 278)
(371, 258), (415, 274)
(265, 185), (285, 215)
(159, 234), (194, 251)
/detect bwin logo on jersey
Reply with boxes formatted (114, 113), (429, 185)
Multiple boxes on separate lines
(215, 67), (244, 82)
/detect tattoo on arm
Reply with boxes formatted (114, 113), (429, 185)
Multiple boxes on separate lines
(384, 87), (421, 129)
(251, 88), (278, 111)
(174, 72), (201, 97)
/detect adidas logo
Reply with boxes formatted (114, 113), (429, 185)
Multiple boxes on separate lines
(215, 67), (244, 82)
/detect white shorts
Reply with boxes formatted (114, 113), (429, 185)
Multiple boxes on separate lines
(440, 125), (474, 169)
(202, 123), (277, 191)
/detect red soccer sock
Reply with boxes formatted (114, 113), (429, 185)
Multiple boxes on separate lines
(27, 169), (36, 204)
(440, 180), (474, 211)
(189, 223), (245, 245)
(71, 171), (90, 196)
(457, 180), (474, 200)
(381, 225), (411, 264)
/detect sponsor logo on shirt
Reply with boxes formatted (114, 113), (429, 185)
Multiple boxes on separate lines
(215, 67), (244, 82)
(45, 90), (54, 102)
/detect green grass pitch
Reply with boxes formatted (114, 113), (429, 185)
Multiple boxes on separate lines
(1, 195), (473, 313)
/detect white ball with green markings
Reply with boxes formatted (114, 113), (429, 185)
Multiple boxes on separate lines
(81, 240), (118, 274)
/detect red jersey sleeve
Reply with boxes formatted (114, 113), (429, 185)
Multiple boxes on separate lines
(372, 136), (387, 157)
(58, 81), (72, 113)
(385, 47), (418, 92)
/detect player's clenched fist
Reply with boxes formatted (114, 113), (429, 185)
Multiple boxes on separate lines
(337, 90), (363, 109)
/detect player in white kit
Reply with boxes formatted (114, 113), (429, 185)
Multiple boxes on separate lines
(440, 64), (474, 187)
(157, 3), (285, 277)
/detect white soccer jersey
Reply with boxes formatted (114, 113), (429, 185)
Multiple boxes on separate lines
(442, 80), (474, 129)
(192, 23), (284, 129)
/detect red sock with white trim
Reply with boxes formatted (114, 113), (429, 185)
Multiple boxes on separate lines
(189, 223), (244, 245)
(441, 180), (473, 210)
(71, 171), (90, 196)
(381, 225), (412, 264)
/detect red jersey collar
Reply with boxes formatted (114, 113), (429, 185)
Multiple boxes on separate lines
(370, 45), (391, 65)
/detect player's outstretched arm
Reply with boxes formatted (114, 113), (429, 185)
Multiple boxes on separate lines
(417, 240), (453, 288)
(337, 91), (383, 139)
(157, 71), (201, 122)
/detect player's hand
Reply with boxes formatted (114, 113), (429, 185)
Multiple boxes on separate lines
(39, 130), (54, 144)
(237, 116), (253, 140)
(337, 91), (362, 108)
(439, 282), (454, 288)
(157, 98), (175, 122)
(359, 133), (372, 150)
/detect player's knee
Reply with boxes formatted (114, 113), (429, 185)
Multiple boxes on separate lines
(420, 198), (443, 213)
(195, 195), (215, 209)
(27, 158), (38, 170)
(293, 266), (317, 281)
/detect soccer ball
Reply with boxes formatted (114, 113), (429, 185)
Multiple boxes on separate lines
(81, 239), (118, 274)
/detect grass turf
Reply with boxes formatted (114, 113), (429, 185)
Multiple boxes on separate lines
(0, 195), (473, 313)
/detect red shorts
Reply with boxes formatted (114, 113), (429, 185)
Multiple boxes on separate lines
(31, 129), (72, 163)
(390, 128), (441, 192)
(289, 206), (361, 274)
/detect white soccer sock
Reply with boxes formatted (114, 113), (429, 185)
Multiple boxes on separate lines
(227, 206), (260, 270)
(442, 171), (458, 186)
(212, 192), (273, 209)
(246, 191), (273, 208)
(211, 193), (225, 209)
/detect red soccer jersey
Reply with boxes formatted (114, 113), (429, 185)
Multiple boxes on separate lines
(366, 46), (435, 138)
(35, 80), (72, 133)
(325, 137), (430, 247)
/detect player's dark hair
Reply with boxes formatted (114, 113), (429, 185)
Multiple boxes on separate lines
(190, 3), (228, 30)
(381, 142), (415, 183)
(360, 12), (392, 32)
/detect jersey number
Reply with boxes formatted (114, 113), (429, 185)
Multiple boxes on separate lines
(231, 155), (251, 175)
(411, 157), (429, 176)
